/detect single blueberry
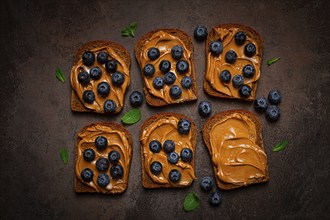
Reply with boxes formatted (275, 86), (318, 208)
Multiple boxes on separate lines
(167, 152), (179, 164)
(129, 91), (144, 107)
(83, 148), (95, 162)
(200, 176), (214, 191)
(176, 60), (189, 74)
(159, 60), (171, 73)
(81, 168), (94, 182)
(82, 90), (95, 104)
(209, 192), (222, 206)
(232, 75), (244, 88)
(143, 64), (155, 77)
(89, 66), (102, 80)
(97, 51), (109, 64)
(242, 64), (255, 78)
(150, 161), (162, 175)
(149, 140), (162, 153)
(181, 76), (193, 89)
(111, 71), (125, 86)
(265, 105), (281, 122)
(104, 100), (116, 113)
(153, 76), (165, 90)
(268, 89), (282, 105)
(164, 72), (176, 85)
(170, 85), (182, 99)
(219, 70), (231, 83)
(96, 157), (110, 172)
(235, 31), (246, 45)
(244, 43), (256, 57)
(194, 25), (208, 41)
(171, 45), (184, 59)
(148, 47), (160, 61)
(97, 82), (110, 97)
(110, 164), (124, 179)
(178, 119), (191, 134)
(225, 50), (237, 64)
(78, 71), (90, 85)
(209, 41), (223, 56)
(169, 169), (181, 183)
(163, 140), (175, 153)
(254, 97), (268, 112)
(95, 136), (107, 150)
(82, 51), (95, 66)
(180, 148), (193, 162)
(239, 84), (252, 98)
(198, 101), (212, 117)
(97, 173), (110, 187)
(108, 150), (120, 163)
(105, 60), (118, 73)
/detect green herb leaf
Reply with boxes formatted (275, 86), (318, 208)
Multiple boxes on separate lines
(267, 57), (281, 66)
(183, 192), (200, 212)
(121, 109), (141, 124)
(55, 68), (65, 83)
(272, 140), (288, 152)
(121, 28), (130, 36)
(121, 21), (137, 37)
(60, 148), (68, 164)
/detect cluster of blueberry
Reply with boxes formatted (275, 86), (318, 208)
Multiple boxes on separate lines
(149, 119), (193, 183)
(143, 45), (193, 99)
(254, 89), (282, 121)
(80, 136), (123, 188)
(77, 51), (126, 113)
(200, 176), (222, 207)
(209, 31), (257, 98)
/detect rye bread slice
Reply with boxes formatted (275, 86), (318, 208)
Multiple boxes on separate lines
(204, 24), (264, 101)
(140, 112), (196, 188)
(202, 109), (269, 190)
(71, 40), (131, 113)
(135, 29), (198, 107)
(75, 122), (133, 194)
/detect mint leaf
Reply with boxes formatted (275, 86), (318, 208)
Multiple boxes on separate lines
(121, 109), (141, 124)
(55, 68), (65, 83)
(267, 57), (281, 66)
(272, 140), (288, 152)
(183, 192), (200, 212)
(121, 21), (137, 37)
(121, 28), (130, 36)
(60, 148), (68, 164)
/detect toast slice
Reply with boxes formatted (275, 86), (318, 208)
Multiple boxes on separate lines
(204, 24), (264, 101)
(135, 29), (197, 106)
(140, 112), (196, 188)
(71, 40), (130, 114)
(75, 122), (132, 194)
(202, 110), (269, 190)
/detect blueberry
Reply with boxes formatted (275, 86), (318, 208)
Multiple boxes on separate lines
(199, 176), (214, 191)
(82, 90), (95, 104)
(265, 105), (281, 122)
(194, 25), (208, 41)
(180, 148), (193, 162)
(178, 119), (191, 134)
(150, 161), (162, 175)
(97, 82), (110, 97)
(81, 168), (94, 182)
(176, 60), (189, 74)
(209, 192), (222, 206)
(169, 169), (181, 182)
(239, 85), (252, 98)
(97, 173), (110, 187)
(143, 64), (155, 77)
(149, 140), (162, 153)
(219, 70), (231, 83)
(234, 31), (246, 45)
(108, 150), (120, 163)
(111, 71), (125, 86)
(105, 60), (118, 73)
(159, 60), (171, 73)
(225, 50), (237, 64)
(198, 101), (212, 117)
(244, 43), (256, 57)
(268, 89), (282, 105)
(181, 76), (193, 89)
(78, 71), (90, 85)
(129, 91), (144, 107)
(209, 41), (223, 56)
(110, 164), (124, 179)
(171, 45), (184, 59)
(164, 72), (176, 85)
(242, 64), (255, 78)
(90, 66), (102, 80)
(153, 76), (164, 90)
(95, 136), (107, 150)
(254, 97), (268, 112)
(96, 157), (110, 171)
(82, 51), (95, 66)
(83, 148), (95, 162)
(167, 152), (179, 164)
(103, 100), (116, 113)
(163, 140), (175, 153)
(170, 85), (182, 99)
(97, 51), (108, 64)
(147, 47), (160, 61)
(232, 75), (244, 88)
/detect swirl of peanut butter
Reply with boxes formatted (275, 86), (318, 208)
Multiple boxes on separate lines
(205, 28), (261, 98)
(71, 46), (130, 113)
(138, 31), (196, 103)
(209, 113), (267, 186)
(75, 124), (131, 193)
(140, 116), (196, 186)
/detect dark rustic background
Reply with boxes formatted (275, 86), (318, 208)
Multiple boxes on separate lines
(1, 0), (329, 219)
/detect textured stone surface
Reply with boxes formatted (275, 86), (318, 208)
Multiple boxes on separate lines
(1, 0), (329, 219)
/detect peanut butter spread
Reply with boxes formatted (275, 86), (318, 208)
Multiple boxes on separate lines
(138, 31), (196, 103)
(141, 116), (196, 186)
(75, 124), (131, 193)
(71, 46), (130, 113)
(209, 113), (267, 186)
(205, 27), (261, 98)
